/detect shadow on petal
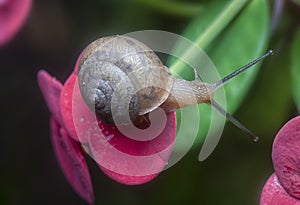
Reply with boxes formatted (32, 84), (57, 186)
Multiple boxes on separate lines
(50, 117), (94, 204)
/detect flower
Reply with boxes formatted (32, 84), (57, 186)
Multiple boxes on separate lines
(260, 174), (300, 205)
(37, 54), (176, 204)
(0, 0), (32, 46)
(260, 116), (300, 205)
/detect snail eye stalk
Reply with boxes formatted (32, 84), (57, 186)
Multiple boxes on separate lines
(210, 50), (274, 141)
(212, 50), (274, 90)
(210, 100), (258, 142)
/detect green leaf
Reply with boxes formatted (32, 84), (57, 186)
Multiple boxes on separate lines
(291, 27), (300, 112)
(169, 1), (248, 76)
(168, 0), (270, 149)
(133, 0), (203, 17)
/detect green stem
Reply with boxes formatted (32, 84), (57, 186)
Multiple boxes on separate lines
(134, 0), (203, 17)
(170, 0), (249, 74)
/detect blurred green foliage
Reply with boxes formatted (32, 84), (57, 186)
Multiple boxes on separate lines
(169, 0), (270, 148)
(1, 0), (300, 205)
(291, 27), (300, 112)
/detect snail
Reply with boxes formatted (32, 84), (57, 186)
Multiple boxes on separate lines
(78, 35), (273, 141)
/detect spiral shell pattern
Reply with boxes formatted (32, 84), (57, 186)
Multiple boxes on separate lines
(78, 36), (173, 124)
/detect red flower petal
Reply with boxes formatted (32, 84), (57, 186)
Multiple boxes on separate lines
(260, 173), (300, 205)
(37, 70), (63, 124)
(68, 75), (176, 184)
(0, 0), (31, 46)
(88, 113), (176, 185)
(60, 73), (79, 141)
(50, 117), (94, 205)
(272, 116), (300, 199)
(60, 73), (95, 143)
(99, 166), (157, 185)
(73, 49), (85, 75)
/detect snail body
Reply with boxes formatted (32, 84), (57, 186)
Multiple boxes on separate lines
(78, 35), (211, 124)
(78, 35), (273, 140)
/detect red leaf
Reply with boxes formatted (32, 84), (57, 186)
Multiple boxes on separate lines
(50, 117), (94, 205)
(272, 116), (300, 199)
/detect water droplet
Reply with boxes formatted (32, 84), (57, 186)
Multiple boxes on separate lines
(80, 117), (85, 122)
(81, 144), (90, 155)
(107, 134), (114, 141)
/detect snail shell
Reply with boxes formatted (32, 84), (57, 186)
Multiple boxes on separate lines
(78, 36), (174, 124)
(77, 35), (271, 141)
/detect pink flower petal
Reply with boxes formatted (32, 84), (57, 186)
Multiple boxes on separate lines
(60, 72), (95, 143)
(99, 166), (157, 185)
(260, 173), (300, 205)
(68, 75), (177, 184)
(73, 49), (85, 75)
(37, 70), (63, 124)
(60, 73), (79, 141)
(272, 116), (300, 199)
(50, 117), (94, 205)
(89, 113), (176, 185)
(0, 0), (31, 46)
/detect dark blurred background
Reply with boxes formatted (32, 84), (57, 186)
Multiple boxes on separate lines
(1, 0), (300, 204)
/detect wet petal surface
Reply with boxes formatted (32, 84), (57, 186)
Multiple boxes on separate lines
(88, 112), (176, 185)
(60, 73), (79, 141)
(69, 76), (176, 184)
